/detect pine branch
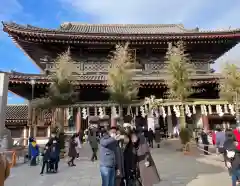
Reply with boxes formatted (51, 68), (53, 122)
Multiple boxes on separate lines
(220, 63), (240, 103)
(165, 41), (195, 101)
(107, 43), (139, 105)
(32, 51), (78, 109)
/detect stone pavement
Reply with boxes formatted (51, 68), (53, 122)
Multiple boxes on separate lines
(5, 141), (231, 186)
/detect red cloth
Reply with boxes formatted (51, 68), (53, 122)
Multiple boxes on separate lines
(233, 129), (240, 150)
(212, 131), (216, 145)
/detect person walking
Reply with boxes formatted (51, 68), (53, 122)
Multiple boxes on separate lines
(88, 129), (98, 162)
(154, 128), (161, 148)
(99, 126), (123, 186)
(40, 143), (51, 175)
(147, 128), (154, 148)
(68, 134), (77, 167)
(75, 133), (81, 159)
(216, 128), (225, 154)
(29, 138), (39, 166)
(223, 131), (240, 186)
(200, 129), (209, 155)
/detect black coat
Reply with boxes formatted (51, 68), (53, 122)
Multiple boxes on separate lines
(154, 130), (161, 143)
(68, 139), (77, 158)
(201, 132), (209, 145)
(223, 139), (240, 172)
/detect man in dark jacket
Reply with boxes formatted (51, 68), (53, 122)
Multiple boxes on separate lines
(49, 139), (60, 173)
(200, 129), (209, 155)
(100, 126), (123, 186)
(224, 132), (240, 186)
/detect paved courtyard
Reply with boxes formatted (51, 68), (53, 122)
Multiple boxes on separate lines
(5, 140), (231, 186)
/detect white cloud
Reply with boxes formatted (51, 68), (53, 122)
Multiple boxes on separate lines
(60, 0), (240, 72)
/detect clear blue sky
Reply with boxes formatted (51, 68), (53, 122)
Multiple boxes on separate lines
(1, 0), (240, 104)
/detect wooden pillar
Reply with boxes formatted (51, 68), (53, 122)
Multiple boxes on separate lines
(202, 115), (209, 131)
(76, 107), (81, 133)
(23, 126), (27, 146)
(33, 126), (37, 138)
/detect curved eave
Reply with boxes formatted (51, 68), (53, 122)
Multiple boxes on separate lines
(8, 74), (222, 86)
(3, 22), (240, 41)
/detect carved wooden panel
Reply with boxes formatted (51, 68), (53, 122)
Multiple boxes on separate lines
(145, 63), (165, 71)
(83, 62), (109, 72)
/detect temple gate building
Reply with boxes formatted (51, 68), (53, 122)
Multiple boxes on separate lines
(2, 22), (240, 140)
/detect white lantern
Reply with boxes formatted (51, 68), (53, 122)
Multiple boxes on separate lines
(98, 107), (104, 118)
(229, 104), (235, 115)
(82, 108), (88, 120)
(140, 106), (146, 117)
(192, 105), (196, 114)
(161, 106), (166, 118)
(208, 105), (212, 115)
(185, 105), (192, 117)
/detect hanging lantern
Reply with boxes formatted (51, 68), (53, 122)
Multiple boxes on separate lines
(192, 105), (196, 114)
(82, 108), (88, 120)
(185, 105), (192, 117)
(98, 107), (104, 118)
(173, 105), (180, 118)
(154, 108), (159, 118)
(161, 106), (166, 118)
(229, 104), (235, 115)
(201, 105), (207, 116)
(167, 106), (171, 116)
(224, 104), (229, 113)
(140, 106), (146, 117)
(217, 105), (224, 117)
(208, 105), (212, 115)
(144, 105), (148, 115)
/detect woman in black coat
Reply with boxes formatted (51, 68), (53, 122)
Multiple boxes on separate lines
(68, 134), (77, 166)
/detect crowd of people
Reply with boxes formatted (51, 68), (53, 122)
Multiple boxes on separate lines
(99, 125), (160, 186)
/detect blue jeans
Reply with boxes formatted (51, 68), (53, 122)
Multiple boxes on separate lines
(232, 169), (240, 186)
(100, 166), (115, 186)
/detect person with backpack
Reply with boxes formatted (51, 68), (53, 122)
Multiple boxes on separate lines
(49, 139), (60, 173)
(29, 138), (39, 166)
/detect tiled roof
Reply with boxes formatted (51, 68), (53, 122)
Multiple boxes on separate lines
(2, 22), (197, 34)
(6, 104), (28, 121)
(59, 23), (196, 34)
(2, 22), (240, 36)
